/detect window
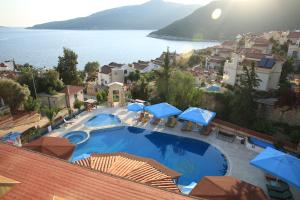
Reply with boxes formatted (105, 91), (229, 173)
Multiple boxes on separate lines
(74, 94), (78, 99)
(124, 70), (127, 74)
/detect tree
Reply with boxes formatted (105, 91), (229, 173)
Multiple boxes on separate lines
(96, 90), (108, 104)
(168, 70), (197, 109)
(24, 97), (41, 112)
(38, 70), (64, 95)
(130, 77), (150, 100)
(42, 107), (58, 125)
(127, 70), (141, 82)
(279, 57), (294, 85)
(84, 61), (100, 82)
(230, 63), (261, 126)
(156, 48), (172, 102)
(0, 79), (30, 113)
(17, 67), (39, 97)
(56, 48), (83, 85)
(73, 99), (83, 110)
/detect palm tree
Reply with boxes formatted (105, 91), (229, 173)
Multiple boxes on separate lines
(42, 107), (58, 125)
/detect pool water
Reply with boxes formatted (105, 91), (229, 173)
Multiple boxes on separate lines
(85, 114), (122, 127)
(63, 131), (88, 145)
(71, 126), (228, 186)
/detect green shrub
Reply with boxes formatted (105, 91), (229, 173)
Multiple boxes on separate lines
(73, 99), (83, 110)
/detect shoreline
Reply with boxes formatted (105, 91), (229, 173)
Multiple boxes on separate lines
(148, 33), (220, 43)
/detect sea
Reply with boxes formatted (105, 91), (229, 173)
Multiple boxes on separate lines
(0, 28), (219, 69)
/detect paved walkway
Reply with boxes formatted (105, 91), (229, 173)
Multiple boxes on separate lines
(48, 106), (300, 199)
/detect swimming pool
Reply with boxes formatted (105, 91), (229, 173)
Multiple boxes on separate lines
(85, 114), (122, 128)
(63, 131), (89, 145)
(71, 126), (228, 186)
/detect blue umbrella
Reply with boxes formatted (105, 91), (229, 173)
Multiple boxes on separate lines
(144, 102), (182, 119)
(127, 103), (144, 112)
(250, 147), (300, 188)
(0, 132), (21, 142)
(178, 107), (216, 126)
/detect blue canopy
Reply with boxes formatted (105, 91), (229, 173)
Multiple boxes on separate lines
(0, 132), (21, 142)
(178, 107), (216, 126)
(144, 103), (182, 119)
(127, 103), (144, 112)
(250, 147), (300, 188)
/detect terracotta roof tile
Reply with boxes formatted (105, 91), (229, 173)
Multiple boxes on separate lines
(0, 143), (197, 200)
(288, 32), (300, 39)
(75, 153), (181, 192)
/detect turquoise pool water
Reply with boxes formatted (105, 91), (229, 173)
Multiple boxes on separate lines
(71, 126), (228, 186)
(63, 131), (88, 145)
(85, 114), (122, 128)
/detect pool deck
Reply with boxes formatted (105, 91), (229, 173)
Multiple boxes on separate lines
(47, 106), (300, 199)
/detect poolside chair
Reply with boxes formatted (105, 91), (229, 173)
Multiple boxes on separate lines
(181, 121), (193, 132)
(138, 112), (145, 122)
(63, 118), (75, 125)
(201, 125), (213, 136)
(267, 182), (289, 193)
(268, 190), (293, 200)
(150, 117), (161, 125)
(165, 117), (177, 128)
(141, 113), (150, 123)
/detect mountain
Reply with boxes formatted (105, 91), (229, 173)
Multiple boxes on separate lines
(149, 0), (300, 40)
(29, 0), (199, 30)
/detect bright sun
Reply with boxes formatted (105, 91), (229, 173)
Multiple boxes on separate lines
(211, 8), (222, 20)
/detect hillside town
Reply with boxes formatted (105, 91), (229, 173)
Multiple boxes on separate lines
(1, 30), (300, 200)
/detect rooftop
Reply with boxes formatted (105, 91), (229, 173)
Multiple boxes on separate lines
(288, 31), (300, 39)
(0, 143), (196, 200)
(75, 152), (181, 192)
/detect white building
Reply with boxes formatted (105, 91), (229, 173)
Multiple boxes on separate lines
(64, 85), (84, 110)
(223, 53), (283, 91)
(287, 31), (300, 44)
(97, 63), (135, 86)
(0, 61), (14, 71)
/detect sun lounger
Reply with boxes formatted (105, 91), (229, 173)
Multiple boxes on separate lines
(141, 113), (150, 123)
(138, 112), (145, 122)
(181, 121), (193, 132)
(267, 182), (289, 193)
(268, 190), (293, 200)
(63, 118), (75, 124)
(165, 117), (177, 128)
(150, 117), (161, 125)
(201, 125), (213, 136)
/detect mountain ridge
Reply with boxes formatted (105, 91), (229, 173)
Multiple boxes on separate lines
(29, 0), (200, 30)
(149, 0), (300, 40)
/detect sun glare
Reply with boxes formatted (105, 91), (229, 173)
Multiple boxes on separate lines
(211, 8), (222, 20)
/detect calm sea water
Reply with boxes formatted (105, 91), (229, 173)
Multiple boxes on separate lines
(0, 28), (219, 69)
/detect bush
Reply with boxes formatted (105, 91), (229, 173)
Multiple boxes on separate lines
(73, 99), (83, 110)
(24, 97), (41, 112)
(289, 130), (300, 144)
(96, 90), (107, 104)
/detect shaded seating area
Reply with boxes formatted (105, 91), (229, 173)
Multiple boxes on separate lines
(217, 131), (236, 143)
(190, 176), (268, 200)
(165, 116), (177, 128)
(250, 147), (300, 200)
(75, 152), (181, 192)
(144, 103), (182, 125)
(23, 136), (75, 160)
(178, 107), (216, 134)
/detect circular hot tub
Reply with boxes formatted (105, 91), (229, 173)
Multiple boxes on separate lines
(63, 131), (89, 145)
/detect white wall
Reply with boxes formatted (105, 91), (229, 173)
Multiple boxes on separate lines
(111, 68), (124, 83)
(98, 72), (111, 86)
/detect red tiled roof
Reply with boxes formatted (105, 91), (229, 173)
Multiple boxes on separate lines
(253, 43), (269, 47)
(190, 176), (268, 200)
(75, 153), (181, 192)
(244, 53), (265, 60)
(238, 48), (262, 55)
(221, 40), (235, 47)
(288, 32), (300, 39)
(63, 85), (84, 95)
(0, 143), (197, 200)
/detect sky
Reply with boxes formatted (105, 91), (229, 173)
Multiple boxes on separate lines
(0, 0), (213, 27)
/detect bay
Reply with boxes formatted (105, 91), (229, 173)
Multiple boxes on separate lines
(0, 28), (219, 69)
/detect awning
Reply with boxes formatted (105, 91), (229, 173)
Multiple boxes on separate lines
(127, 103), (144, 112)
(178, 107), (216, 126)
(250, 147), (300, 188)
(144, 103), (182, 119)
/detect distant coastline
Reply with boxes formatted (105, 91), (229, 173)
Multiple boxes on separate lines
(147, 33), (220, 43)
